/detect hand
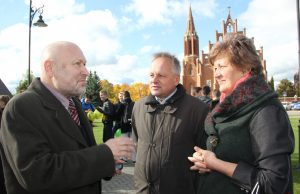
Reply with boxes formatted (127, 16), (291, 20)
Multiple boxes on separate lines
(188, 146), (216, 173)
(105, 137), (135, 160)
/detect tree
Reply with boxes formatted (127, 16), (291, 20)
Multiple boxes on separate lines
(129, 82), (149, 101)
(15, 70), (34, 94)
(276, 79), (296, 97)
(100, 79), (114, 99)
(112, 83), (130, 103)
(85, 71), (102, 106)
(267, 76), (275, 91)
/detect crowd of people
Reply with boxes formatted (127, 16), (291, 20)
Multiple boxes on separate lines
(0, 34), (295, 194)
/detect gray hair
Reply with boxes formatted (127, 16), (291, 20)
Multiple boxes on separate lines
(152, 52), (181, 75)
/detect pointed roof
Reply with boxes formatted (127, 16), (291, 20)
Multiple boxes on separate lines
(0, 79), (12, 97)
(225, 6), (233, 25)
(185, 5), (197, 35)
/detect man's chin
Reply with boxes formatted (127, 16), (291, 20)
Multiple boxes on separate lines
(75, 87), (86, 96)
(150, 90), (161, 97)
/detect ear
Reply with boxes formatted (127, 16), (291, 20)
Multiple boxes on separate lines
(44, 60), (54, 77)
(174, 74), (180, 84)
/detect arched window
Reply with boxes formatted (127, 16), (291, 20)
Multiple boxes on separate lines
(189, 65), (193, 75)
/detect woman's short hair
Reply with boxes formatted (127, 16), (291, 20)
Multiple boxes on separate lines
(208, 34), (262, 75)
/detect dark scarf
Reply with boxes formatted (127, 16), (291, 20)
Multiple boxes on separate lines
(205, 74), (275, 151)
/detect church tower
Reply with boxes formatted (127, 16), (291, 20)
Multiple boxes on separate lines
(182, 5), (200, 94)
(182, 6), (267, 94)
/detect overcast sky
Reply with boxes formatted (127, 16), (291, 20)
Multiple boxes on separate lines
(0, 0), (298, 94)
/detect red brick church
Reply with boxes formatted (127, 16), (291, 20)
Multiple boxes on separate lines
(182, 6), (267, 94)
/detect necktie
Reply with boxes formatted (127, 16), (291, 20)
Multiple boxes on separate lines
(68, 98), (81, 126)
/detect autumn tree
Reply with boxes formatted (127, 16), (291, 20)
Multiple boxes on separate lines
(100, 79), (114, 99)
(276, 79), (296, 97)
(128, 82), (149, 101)
(111, 82), (149, 102)
(112, 83), (130, 103)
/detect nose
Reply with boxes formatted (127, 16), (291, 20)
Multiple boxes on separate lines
(214, 68), (221, 79)
(81, 65), (89, 76)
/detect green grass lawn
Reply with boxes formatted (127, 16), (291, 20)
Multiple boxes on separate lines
(290, 117), (299, 194)
(92, 117), (300, 192)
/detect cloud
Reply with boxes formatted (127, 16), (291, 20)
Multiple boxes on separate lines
(1, 1), (121, 94)
(89, 54), (149, 84)
(124, 0), (217, 27)
(239, 0), (298, 86)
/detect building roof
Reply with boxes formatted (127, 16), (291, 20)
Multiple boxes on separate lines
(0, 79), (12, 97)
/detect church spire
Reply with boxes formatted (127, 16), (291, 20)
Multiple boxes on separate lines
(225, 6), (234, 27)
(185, 4), (196, 35)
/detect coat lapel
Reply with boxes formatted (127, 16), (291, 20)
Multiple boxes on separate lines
(54, 107), (88, 147)
(30, 78), (89, 147)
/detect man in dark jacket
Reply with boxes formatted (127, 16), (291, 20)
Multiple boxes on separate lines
(97, 90), (115, 142)
(131, 52), (209, 194)
(112, 91), (124, 136)
(0, 41), (134, 194)
(120, 91), (134, 137)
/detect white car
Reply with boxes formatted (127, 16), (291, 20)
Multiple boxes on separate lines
(281, 102), (292, 110)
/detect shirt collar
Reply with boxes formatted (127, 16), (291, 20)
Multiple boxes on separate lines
(155, 88), (177, 105)
(41, 82), (69, 110)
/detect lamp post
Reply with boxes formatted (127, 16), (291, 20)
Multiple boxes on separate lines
(28, 0), (47, 85)
(296, 0), (300, 169)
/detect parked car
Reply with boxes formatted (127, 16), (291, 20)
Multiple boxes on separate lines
(281, 102), (292, 110)
(290, 101), (299, 110)
(293, 102), (300, 110)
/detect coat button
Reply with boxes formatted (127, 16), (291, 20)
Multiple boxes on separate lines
(150, 143), (156, 147)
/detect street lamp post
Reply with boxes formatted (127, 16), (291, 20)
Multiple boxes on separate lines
(296, 0), (300, 169)
(28, 0), (47, 85)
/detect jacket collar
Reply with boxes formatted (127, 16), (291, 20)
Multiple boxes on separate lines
(145, 84), (186, 114)
(28, 78), (92, 147)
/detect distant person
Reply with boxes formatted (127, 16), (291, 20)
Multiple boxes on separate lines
(199, 85), (212, 105)
(81, 94), (95, 112)
(120, 91), (134, 138)
(112, 91), (125, 135)
(97, 90), (115, 142)
(211, 89), (221, 109)
(0, 41), (134, 194)
(188, 34), (294, 194)
(0, 95), (10, 194)
(192, 86), (202, 98)
(131, 52), (209, 193)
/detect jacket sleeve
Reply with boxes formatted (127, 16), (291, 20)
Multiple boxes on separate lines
(96, 101), (114, 116)
(231, 105), (294, 193)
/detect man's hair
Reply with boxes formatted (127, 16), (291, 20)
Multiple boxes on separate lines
(123, 91), (131, 98)
(202, 86), (211, 96)
(152, 52), (181, 75)
(0, 95), (10, 105)
(100, 90), (108, 95)
(85, 94), (92, 99)
(193, 87), (202, 93)
(208, 34), (262, 75)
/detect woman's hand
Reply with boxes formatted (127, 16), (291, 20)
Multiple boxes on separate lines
(188, 146), (217, 173)
(188, 146), (237, 177)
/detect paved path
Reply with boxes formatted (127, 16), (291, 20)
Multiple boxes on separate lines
(102, 161), (136, 194)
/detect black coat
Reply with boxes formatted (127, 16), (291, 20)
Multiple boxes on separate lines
(0, 78), (115, 194)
